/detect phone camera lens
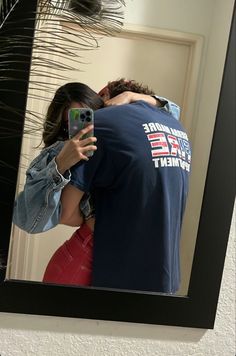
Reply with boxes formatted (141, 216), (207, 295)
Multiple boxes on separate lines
(86, 111), (91, 116)
(86, 117), (92, 122)
(80, 113), (85, 121)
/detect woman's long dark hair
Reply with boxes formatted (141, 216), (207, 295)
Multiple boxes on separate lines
(43, 82), (104, 147)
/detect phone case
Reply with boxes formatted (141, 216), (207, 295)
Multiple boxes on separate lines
(68, 108), (94, 157)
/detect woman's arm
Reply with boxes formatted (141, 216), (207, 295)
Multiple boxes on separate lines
(104, 91), (158, 107)
(105, 91), (180, 120)
(13, 152), (68, 234)
(60, 184), (85, 226)
(13, 126), (96, 233)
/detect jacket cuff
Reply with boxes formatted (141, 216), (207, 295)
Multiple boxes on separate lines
(153, 95), (180, 121)
(48, 157), (71, 189)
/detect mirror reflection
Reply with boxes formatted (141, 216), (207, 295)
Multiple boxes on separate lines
(6, 0), (235, 296)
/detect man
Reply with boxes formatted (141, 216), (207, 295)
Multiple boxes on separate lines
(13, 80), (180, 234)
(60, 79), (191, 293)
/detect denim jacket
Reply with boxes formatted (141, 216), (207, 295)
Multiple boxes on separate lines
(13, 141), (70, 233)
(13, 98), (180, 233)
(153, 96), (180, 122)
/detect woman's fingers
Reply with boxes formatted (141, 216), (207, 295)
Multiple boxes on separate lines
(79, 145), (97, 161)
(73, 125), (94, 140)
(80, 144), (97, 154)
(71, 124), (97, 148)
(58, 124), (97, 166)
(72, 125), (97, 148)
(78, 136), (97, 147)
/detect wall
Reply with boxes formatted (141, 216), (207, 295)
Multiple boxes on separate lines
(123, 0), (215, 34)
(1, 0), (235, 355)
(0, 204), (235, 356)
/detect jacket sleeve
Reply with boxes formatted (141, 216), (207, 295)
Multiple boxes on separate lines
(153, 95), (181, 121)
(13, 151), (70, 234)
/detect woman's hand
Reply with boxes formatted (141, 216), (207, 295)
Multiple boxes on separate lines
(55, 125), (97, 175)
(104, 91), (159, 107)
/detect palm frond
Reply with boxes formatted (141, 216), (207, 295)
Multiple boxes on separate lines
(0, 1), (122, 271)
(0, 0), (125, 162)
(1, 0), (125, 131)
(0, 0), (18, 29)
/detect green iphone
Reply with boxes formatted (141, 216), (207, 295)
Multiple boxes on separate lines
(68, 107), (94, 157)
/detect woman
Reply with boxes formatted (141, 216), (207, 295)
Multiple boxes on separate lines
(13, 82), (102, 286)
(13, 82), (102, 234)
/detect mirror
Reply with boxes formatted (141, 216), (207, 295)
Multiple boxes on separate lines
(0, 0), (235, 329)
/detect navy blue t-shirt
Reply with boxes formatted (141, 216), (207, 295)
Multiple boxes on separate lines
(70, 101), (191, 293)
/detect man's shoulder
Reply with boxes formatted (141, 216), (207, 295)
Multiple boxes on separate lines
(94, 101), (154, 120)
(94, 104), (134, 128)
(94, 102), (188, 137)
(95, 103), (131, 115)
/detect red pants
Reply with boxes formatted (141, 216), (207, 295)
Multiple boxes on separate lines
(43, 223), (93, 286)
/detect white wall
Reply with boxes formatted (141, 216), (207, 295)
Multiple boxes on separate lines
(124, 0), (215, 34)
(1, 0), (235, 354)
(0, 204), (235, 356)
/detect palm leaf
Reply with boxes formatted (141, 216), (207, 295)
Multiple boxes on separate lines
(0, 0), (18, 28)
(0, 0), (125, 141)
(0, 0), (125, 271)
(1, 0), (125, 137)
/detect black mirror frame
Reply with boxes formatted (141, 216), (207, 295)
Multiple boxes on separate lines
(0, 1), (235, 329)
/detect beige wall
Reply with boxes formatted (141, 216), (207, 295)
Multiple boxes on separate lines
(9, 0), (234, 295)
(2, 1), (235, 354)
(124, 0), (215, 34)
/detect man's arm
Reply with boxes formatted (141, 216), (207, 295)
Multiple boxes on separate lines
(60, 184), (85, 226)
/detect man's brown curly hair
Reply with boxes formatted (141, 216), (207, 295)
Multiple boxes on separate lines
(107, 78), (155, 98)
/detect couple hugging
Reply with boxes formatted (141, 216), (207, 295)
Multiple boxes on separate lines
(14, 78), (190, 294)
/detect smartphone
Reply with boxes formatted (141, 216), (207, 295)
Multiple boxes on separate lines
(68, 107), (94, 157)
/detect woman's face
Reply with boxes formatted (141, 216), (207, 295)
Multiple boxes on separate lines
(63, 101), (85, 121)
(61, 102), (85, 140)
(63, 101), (84, 123)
